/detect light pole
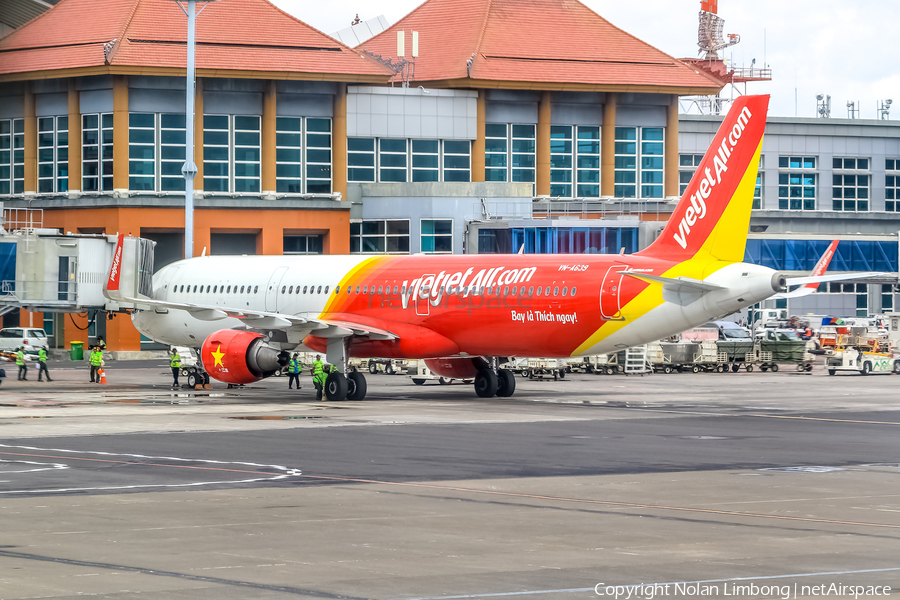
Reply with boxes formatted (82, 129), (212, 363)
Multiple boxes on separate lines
(171, 0), (217, 259)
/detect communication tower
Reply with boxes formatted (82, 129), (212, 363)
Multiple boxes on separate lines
(697, 0), (739, 60)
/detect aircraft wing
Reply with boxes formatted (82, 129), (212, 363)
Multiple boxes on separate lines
(126, 295), (397, 341)
(784, 272), (891, 286)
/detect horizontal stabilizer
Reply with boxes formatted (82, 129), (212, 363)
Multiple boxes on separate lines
(619, 272), (725, 307)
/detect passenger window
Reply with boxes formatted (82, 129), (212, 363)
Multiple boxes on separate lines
(213, 285), (217, 293)
(191, 285), (196, 293)
(281, 285), (286, 294)
(239, 286), (244, 293)
(335, 286), (340, 294)
(324, 286), (329, 294)
(347, 286), (351, 294)
(302, 286), (307, 294)
(254, 285), (258, 293)
(553, 287), (559, 296)
(378, 286), (383, 295)
(317, 286), (322, 294)
(227, 285), (231, 293)
(179, 285), (184, 293)
(288, 286), (293, 294)
(206, 285), (210, 293)
(528, 286), (534, 296)
(393, 285), (398, 295)
(562, 287), (567, 296)
(356, 286), (360, 294)
(363, 286), (368, 294)
(545, 286), (551, 296)
(571, 287), (576, 296)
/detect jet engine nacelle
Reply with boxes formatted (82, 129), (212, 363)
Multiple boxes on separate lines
(200, 329), (286, 385)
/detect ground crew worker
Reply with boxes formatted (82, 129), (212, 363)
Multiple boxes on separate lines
(312, 354), (326, 400)
(287, 353), (301, 390)
(37, 346), (51, 382)
(89, 345), (103, 383)
(16, 347), (27, 381)
(170, 349), (181, 388)
(96, 336), (106, 352)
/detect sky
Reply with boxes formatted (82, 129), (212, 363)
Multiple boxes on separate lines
(271, 0), (899, 120)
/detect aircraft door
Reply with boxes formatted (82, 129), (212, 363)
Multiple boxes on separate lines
(600, 265), (627, 320)
(265, 266), (289, 312)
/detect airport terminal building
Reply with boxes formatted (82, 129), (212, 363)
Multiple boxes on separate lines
(0, 0), (897, 349)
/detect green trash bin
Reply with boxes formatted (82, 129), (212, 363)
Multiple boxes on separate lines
(70, 341), (84, 361)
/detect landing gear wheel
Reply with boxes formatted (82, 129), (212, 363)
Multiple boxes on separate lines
(745, 365), (754, 372)
(692, 365), (700, 373)
(496, 369), (516, 397)
(770, 363), (779, 372)
(325, 372), (349, 401)
(368, 362), (378, 375)
(664, 366), (672, 374)
(385, 363), (394, 375)
(439, 377), (449, 385)
(187, 372), (198, 387)
(346, 371), (367, 400)
(558, 369), (565, 379)
(731, 364), (740, 373)
(474, 369), (499, 397)
(273, 368), (282, 377)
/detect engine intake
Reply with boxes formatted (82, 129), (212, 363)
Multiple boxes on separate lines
(201, 329), (286, 385)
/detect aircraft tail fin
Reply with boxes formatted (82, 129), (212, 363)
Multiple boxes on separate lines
(639, 95), (769, 264)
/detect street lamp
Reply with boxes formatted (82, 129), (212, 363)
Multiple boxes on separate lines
(170, 0), (218, 259)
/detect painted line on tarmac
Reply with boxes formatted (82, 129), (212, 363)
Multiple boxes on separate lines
(0, 443), (302, 494)
(398, 567), (900, 599)
(301, 474), (900, 530)
(751, 414), (900, 426)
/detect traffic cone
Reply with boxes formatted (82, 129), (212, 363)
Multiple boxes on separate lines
(99, 368), (107, 384)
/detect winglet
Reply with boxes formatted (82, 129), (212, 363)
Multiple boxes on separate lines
(106, 233), (125, 294)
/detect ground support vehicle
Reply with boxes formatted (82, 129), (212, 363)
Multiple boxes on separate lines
(715, 339), (755, 372)
(0, 327), (48, 355)
(524, 358), (566, 380)
(563, 357), (593, 374)
(739, 350), (777, 373)
(825, 336), (898, 376)
(410, 360), (465, 385)
(590, 351), (625, 375)
(359, 358), (410, 375)
(651, 341), (723, 373)
(174, 346), (211, 387)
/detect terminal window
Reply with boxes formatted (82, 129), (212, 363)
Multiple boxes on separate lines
(832, 157), (870, 212)
(778, 156), (817, 210)
(350, 219), (410, 254)
(420, 219), (453, 253)
(885, 159), (900, 211)
(0, 119), (24, 195)
(485, 124), (535, 189)
(38, 116), (68, 194)
(83, 113), (113, 193)
(203, 115), (261, 194)
(127, 113), (186, 193)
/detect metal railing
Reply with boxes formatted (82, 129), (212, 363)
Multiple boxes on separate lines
(2, 207), (43, 232)
(474, 199), (676, 221)
(0, 279), (77, 305)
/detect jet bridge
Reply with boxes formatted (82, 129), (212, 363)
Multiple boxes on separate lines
(0, 207), (155, 316)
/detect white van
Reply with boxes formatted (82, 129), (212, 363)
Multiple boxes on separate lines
(0, 328), (49, 355)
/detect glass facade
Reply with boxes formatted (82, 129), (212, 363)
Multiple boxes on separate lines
(283, 235), (324, 254)
(886, 159), (900, 212)
(411, 139), (439, 182)
(485, 123), (535, 187)
(443, 140), (470, 182)
(276, 117), (332, 193)
(347, 137), (376, 182)
(478, 226), (639, 254)
(832, 157), (869, 212)
(379, 138), (407, 182)
(203, 115), (260, 193)
(745, 239), (898, 272)
(350, 219), (410, 253)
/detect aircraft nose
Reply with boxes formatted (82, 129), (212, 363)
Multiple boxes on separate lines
(771, 272), (787, 293)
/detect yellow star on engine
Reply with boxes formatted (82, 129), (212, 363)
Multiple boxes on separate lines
(211, 344), (225, 367)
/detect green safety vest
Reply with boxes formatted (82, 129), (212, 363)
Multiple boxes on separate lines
(289, 359), (299, 374)
(90, 351), (102, 366)
(39, 349), (47, 363)
(170, 354), (181, 368)
(16, 350), (24, 365)
(312, 360), (327, 385)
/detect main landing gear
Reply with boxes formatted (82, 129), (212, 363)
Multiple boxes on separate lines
(324, 338), (367, 402)
(474, 358), (516, 398)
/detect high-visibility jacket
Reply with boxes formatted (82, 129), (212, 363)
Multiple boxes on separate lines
(39, 349), (47, 363)
(15, 350), (25, 365)
(312, 360), (326, 386)
(170, 353), (181, 368)
(288, 359), (300, 374)
(89, 350), (102, 366)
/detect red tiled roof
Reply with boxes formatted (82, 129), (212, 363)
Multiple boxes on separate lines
(0, 0), (393, 80)
(360, 0), (724, 92)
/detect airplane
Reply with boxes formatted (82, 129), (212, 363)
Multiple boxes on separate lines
(109, 94), (794, 401)
(770, 239), (887, 300)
